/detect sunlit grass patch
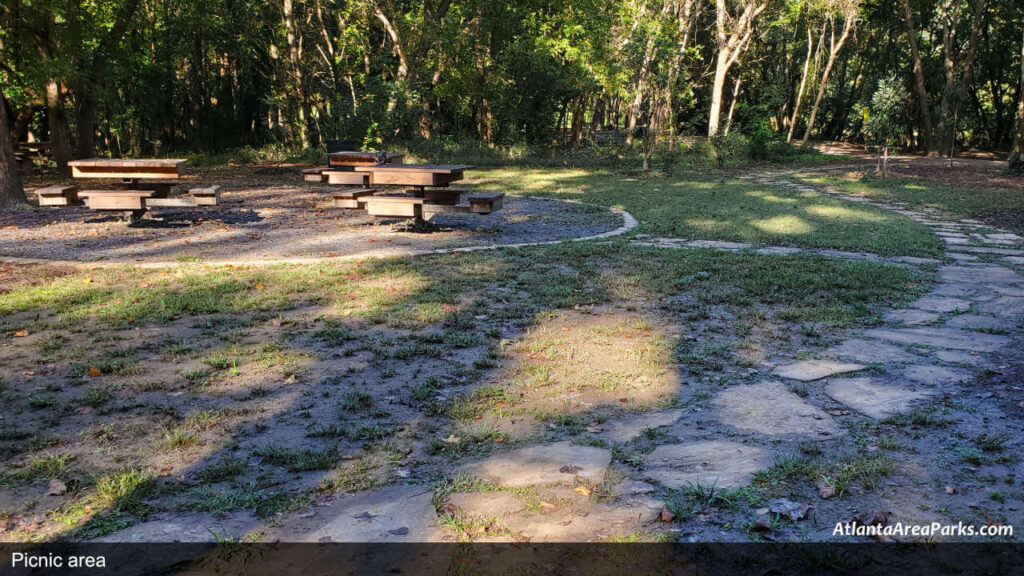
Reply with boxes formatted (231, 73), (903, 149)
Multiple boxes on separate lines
(469, 167), (943, 256)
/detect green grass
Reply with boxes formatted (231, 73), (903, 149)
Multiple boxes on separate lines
(801, 174), (1024, 233)
(469, 167), (943, 257)
(0, 244), (929, 332)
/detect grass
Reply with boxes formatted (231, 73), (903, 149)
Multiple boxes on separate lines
(470, 167), (944, 257)
(253, 445), (338, 472)
(802, 173), (1024, 232)
(0, 208), (941, 542)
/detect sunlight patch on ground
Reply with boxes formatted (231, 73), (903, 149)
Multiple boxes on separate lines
(749, 215), (814, 236)
(803, 204), (888, 223)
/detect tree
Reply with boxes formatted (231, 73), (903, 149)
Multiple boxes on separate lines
(0, 94), (26, 208)
(864, 76), (906, 177)
(800, 0), (859, 145)
(707, 0), (768, 137)
(900, 0), (935, 153)
(73, 0), (141, 158)
(1010, 31), (1024, 170)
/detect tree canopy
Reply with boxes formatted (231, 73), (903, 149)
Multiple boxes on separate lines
(1, 0), (1022, 168)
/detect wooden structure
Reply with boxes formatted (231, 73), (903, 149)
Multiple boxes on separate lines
(322, 163), (503, 221)
(53, 158), (218, 220)
(303, 151), (404, 186)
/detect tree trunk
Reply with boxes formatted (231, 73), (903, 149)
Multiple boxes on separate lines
(708, 0), (766, 137)
(787, 28), (814, 142)
(283, 0), (313, 147)
(0, 95), (26, 208)
(46, 80), (72, 177)
(74, 0), (140, 158)
(1009, 32), (1024, 170)
(901, 0), (934, 154)
(801, 14), (854, 145)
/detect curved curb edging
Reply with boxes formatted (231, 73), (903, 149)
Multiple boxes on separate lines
(0, 200), (638, 270)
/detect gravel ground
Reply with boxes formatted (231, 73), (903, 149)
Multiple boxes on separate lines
(0, 165), (624, 264)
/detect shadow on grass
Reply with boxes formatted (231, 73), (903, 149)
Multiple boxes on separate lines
(0, 240), (931, 546)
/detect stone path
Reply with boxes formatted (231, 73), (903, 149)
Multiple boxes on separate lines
(428, 168), (1022, 541)
(93, 166), (1024, 543)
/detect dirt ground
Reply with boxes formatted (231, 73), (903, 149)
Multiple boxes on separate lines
(1, 165), (623, 264)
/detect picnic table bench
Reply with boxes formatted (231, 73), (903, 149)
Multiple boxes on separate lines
(59, 158), (218, 220)
(327, 164), (502, 221)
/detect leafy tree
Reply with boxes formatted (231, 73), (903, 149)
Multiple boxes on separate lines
(863, 76), (906, 177)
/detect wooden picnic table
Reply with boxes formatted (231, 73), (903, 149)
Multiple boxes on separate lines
(327, 151), (404, 168)
(68, 158), (187, 181)
(56, 158), (217, 220)
(353, 164), (469, 192)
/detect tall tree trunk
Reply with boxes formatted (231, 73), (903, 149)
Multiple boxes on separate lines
(0, 95), (26, 208)
(801, 13), (855, 145)
(787, 28), (814, 142)
(1009, 32), (1024, 170)
(901, 0), (934, 154)
(74, 0), (140, 158)
(283, 0), (313, 147)
(45, 80), (72, 177)
(937, 0), (986, 154)
(708, 0), (767, 137)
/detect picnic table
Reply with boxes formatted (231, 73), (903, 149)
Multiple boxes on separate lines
(38, 158), (218, 220)
(303, 151), (404, 185)
(334, 164), (502, 220)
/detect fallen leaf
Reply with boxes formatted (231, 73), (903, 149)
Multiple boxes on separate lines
(442, 434), (461, 444)
(945, 486), (955, 495)
(659, 507), (676, 522)
(13, 330), (29, 337)
(254, 283), (265, 290)
(539, 501), (557, 510)
(560, 465), (582, 474)
(852, 510), (889, 527)
(82, 278), (92, 284)
(87, 367), (102, 376)
(46, 479), (67, 496)
(585, 425), (603, 433)
(768, 498), (811, 521)
(573, 486), (592, 496)
(75, 407), (93, 415)
(818, 486), (835, 499)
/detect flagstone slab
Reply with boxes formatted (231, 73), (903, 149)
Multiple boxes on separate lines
(944, 314), (1019, 331)
(772, 360), (866, 381)
(714, 381), (843, 437)
(976, 297), (1024, 316)
(885, 309), (940, 325)
(597, 409), (684, 444)
(901, 365), (972, 386)
(265, 485), (443, 542)
(643, 441), (771, 490)
(459, 441), (611, 487)
(910, 296), (971, 313)
(863, 327), (1009, 352)
(825, 378), (933, 420)
(938, 266), (1024, 285)
(446, 491), (525, 518)
(934, 349), (991, 367)
(827, 339), (920, 364)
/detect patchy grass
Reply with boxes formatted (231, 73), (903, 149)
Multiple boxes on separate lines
(801, 173), (1024, 232)
(0, 237), (932, 542)
(470, 167), (943, 257)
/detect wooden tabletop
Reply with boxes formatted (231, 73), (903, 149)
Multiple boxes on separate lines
(68, 158), (187, 179)
(353, 164), (470, 174)
(68, 158), (188, 168)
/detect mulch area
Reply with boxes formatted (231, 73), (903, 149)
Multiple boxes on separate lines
(0, 164), (622, 264)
